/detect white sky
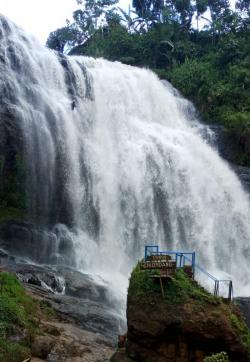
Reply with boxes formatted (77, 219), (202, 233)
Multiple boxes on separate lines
(0, 0), (235, 45)
(0, 0), (79, 44)
(0, 0), (130, 45)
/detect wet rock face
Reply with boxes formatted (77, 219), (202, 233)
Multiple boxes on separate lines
(0, 107), (25, 211)
(210, 125), (250, 169)
(0, 222), (76, 265)
(2, 261), (124, 343)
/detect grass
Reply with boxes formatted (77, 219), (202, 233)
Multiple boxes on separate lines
(0, 272), (49, 362)
(0, 339), (30, 362)
(129, 262), (222, 306)
(163, 269), (221, 305)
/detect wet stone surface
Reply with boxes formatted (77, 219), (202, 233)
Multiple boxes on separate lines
(0, 256), (124, 343)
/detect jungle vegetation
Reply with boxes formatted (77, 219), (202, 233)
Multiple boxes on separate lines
(46, 0), (250, 162)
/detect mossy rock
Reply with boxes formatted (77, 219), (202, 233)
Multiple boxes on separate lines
(126, 264), (250, 361)
(129, 263), (222, 306)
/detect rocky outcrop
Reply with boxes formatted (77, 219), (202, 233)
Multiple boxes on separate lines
(211, 125), (250, 168)
(0, 260), (124, 343)
(25, 283), (116, 361)
(0, 270), (115, 361)
(112, 266), (250, 362)
(29, 320), (114, 362)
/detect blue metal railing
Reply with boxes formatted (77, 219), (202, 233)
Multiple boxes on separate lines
(145, 245), (195, 276)
(144, 245), (233, 301)
(184, 254), (233, 300)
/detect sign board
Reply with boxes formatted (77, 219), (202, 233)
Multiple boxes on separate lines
(140, 261), (176, 270)
(147, 255), (172, 261)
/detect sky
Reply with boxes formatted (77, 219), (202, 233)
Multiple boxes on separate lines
(0, 0), (130, 45)
(0, 0), (236, 45)
(0, 0), (79, 44)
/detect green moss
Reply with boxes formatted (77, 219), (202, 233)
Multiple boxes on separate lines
(164, 269), (221, 305)
(129, 264), (221, 306)
(230, 313), (250, 348)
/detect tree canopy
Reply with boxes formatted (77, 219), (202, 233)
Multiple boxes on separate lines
(46, 0), (250, 164)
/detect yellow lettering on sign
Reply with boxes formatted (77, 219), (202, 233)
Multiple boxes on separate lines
(148, 255), (171, 261)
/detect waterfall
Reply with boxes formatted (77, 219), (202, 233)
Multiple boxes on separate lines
(0, 15), (250, 300)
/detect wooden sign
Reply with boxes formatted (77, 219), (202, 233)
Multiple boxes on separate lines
(147, 255), (172, 262)
(140, 261), (176, 270)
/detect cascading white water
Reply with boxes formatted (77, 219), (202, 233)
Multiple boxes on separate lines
(0, 14), (250, 306)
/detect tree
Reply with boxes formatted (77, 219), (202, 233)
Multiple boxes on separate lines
(46, 26), (79, 53)
(47, 0), (119, 53)
(235, 0), (250, 29)
(132, 0), (164, 23)
(74, 0), (119, 34)
(207, 0), (231, 36)
(236, 0), (250, 15)
(195, 0), (208, 32)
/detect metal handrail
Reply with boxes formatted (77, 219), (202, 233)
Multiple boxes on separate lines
(144, 245), (233, 301)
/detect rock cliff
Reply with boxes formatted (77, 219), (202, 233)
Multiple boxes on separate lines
(112, 265), (250, 362)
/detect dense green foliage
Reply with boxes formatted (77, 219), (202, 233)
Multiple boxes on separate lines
(47, 0), (250, 164)
(167, 32), (250, 128)
(204, 351), (229, 362)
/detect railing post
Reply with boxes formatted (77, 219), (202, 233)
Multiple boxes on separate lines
(228, 281), (233, 301)
(145, 245), (159, 261)
(180, 253), (183, 268)
(192, 252), (195, 279)
(214, 280), (220, 297)
(214, 280), (217, 296)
